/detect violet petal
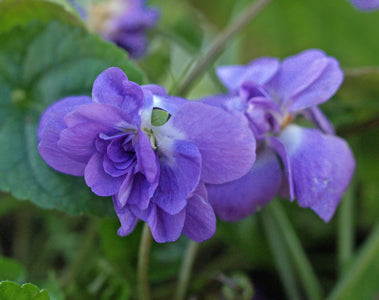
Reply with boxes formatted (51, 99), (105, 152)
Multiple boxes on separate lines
(183, 183), (216, 242)
(208, 148), (282, 221)
(167, 102), (256, 184)
(278, 125), (355, 222)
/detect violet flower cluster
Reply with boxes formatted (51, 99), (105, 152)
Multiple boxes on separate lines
(83, 0), (159, 58)
(201, 49), (355, 222)
(37, 67), (256, 243)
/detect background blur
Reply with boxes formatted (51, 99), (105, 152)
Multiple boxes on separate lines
(0, 0), (378, 298)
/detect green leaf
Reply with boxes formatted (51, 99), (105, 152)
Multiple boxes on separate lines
(0, 257), (26, 283)
(151, 109), (170, 126)
(0, 281), (49, 300)
(0, 0), (85, 34)
(0, 2), (145, 216)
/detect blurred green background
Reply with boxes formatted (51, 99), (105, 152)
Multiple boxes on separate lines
(0, 0), (378, 299)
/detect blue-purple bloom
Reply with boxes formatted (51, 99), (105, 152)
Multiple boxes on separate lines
(37, 67), (256, 242)
(201, 49), (355, 222)
(348, 0), (379, 10)
(86, 0), (159, 58)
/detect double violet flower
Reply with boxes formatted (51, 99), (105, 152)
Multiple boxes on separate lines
(85, 0), (159, 58)
(37, 67), (256, 243)
(202, 49), (355, 222)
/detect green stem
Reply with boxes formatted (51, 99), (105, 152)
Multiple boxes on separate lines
(327, 222), (379, 300)
(138, 223), (153, 300)
(261, 211), (301, 300)
(175, 240), (199, 300)
(269, 201), (323, 300)
(344, 66), (379, 77)
(337, 183), (355, 276)
(175, 0), (273, 97)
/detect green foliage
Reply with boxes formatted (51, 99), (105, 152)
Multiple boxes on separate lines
(0, 257), (26, 283)
(0, 0), (144, 215)
(151, 108), (170, 126)
(0, 281), (49, 300)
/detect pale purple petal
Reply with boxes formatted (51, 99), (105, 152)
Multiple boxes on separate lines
(113, 198), (138, 236)
(208, 148), (282, 221)
(92, 67), (144, 117)
(84, 152), (125, 196)
(115, 170), (134, 207)
(134, 128), (159, 183)
(59, 103), (134, 160)
(103, 154), (129, 177)
(142, 84), (167, 97)
(64, 103), (133, 129)
(278, 125), (355, 221)
(151, 140), (201, 215)
(152, 95), (188, 115)
(150, 206), (186, 243)
(37, 96), (91, 175)
(303, 106), (335, 135)
(126, 172), (157, 210)
(268, 49), (343, 110)
(183, 183), (216, 242)
(37, 96), (91, 140)
(349, 0), (379, 10)
(167, 102), (256, 184)
(269, 136), (295, 201)
(131, 203), (186, 243)
(58, 123), (106, 162)
(107, 137), (134, 163)
(217, 57), (280, 92)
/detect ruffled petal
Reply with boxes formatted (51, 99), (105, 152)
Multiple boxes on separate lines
(268, 49), (343, 110)
(113, 198), (138, 236)
(217, 57), (280, 92)
(208, 148), (282, 221)
(167, 102), (256, 184)
(151, 140), (201, 215)
(183, 183), (216, 242)
(134, 128), (159, 183)
(59, 103), (135, 160)
(278, 125), (355, 222)
(303, 106), (335, 135)
(84, 152), (125, 196)
(37, 96), (91, 175)
(131, 203), (186, 243)
(92, 67), (144, 118)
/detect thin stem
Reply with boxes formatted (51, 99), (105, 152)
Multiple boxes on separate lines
(337, 183), (355, 276)
(269, 201), (324, 300)
(261, 211), (301, 300)
(176, 0), (273, 97)
(175, 240), (199, 300)
(327, 222), (379, 300)
(344, 66), (379, 77)
(138, 223), (153, 300)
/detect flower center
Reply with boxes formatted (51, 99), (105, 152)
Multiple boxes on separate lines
(143, 128), (157, 150)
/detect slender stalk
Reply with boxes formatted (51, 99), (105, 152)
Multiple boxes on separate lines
(344, 66), (379, 77)
(327, 222), (379, 300)
(175, 240), (199, 300)
(337, 183), (355, 276)
(176, 0), (273, 96)
(261, 211), (301, 300)
(269, 201), (324, 300)
(138, 223), (153, 300)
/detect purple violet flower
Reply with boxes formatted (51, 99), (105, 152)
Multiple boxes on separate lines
(86, 0), (159, 58)
(37, 67), (256, 243)
(348, 0), (379, 11)
(201, 49), (355, 222)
